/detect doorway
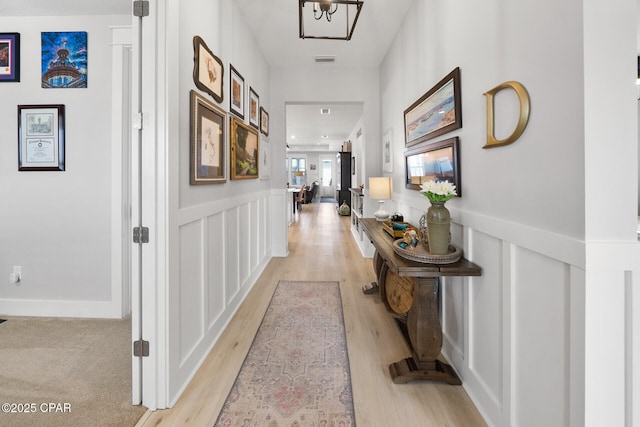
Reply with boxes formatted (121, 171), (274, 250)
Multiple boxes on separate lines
(319, 154), (336, 198)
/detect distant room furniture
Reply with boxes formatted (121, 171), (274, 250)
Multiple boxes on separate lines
(288, 187), (301, 215)
(295, 186), (306, 210)
(305, 181), (319, 203)
(336, 152), (352, 211)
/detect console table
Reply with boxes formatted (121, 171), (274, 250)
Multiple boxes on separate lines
(360, 218), (481, 385)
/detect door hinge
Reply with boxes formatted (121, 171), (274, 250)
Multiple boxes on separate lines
(133, 340), (150, 357)
(132, 112), (146, 130)
(133, 0), (149, 17)
(133, 226), (149, 244)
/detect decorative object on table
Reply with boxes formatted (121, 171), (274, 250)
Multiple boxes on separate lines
(192, 36), (223, 103)
(391, 212), (404, 222)
(402, 229), (419, 248)
(404, 136), (460, 193)
(0, 33), (20, 82)
(298, 0), (364, 41)
(338, 201), (350, 216)
(259, 106), (269, 136)
(392, 239), (462, 264)
(190, 90), (226, 184)
(419, 213), (427, 242)
(369, 176), (392, 221)
(404, 67), (461, 147)
(41, 31), (87, 88)
(230, 116), (259, 179)
(18, 104), (65, 171)
(229, 65), (244, 119)
(419, 180), (457, 255)
(382, 221), (410, 238)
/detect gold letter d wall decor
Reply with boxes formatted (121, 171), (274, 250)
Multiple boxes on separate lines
(483, 81), (530, 149)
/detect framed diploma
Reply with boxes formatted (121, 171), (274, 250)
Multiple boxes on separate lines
(18, 104), (65, 171)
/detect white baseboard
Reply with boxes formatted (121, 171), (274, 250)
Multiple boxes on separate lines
(0, 298), (124, 319)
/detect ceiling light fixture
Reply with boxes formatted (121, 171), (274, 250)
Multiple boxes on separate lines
(313, 0), (338, 21)
(299, 0), (364, 41)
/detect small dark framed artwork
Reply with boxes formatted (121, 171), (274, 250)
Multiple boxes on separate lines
(229, 65), (244, 119)
(259, 107), (269, 136)
(404, 67), (461, 147)
(193, 36), (223, 103)
(41, 31), (87, 88)
(249, 87), (259, 128)
(0, 33), (20, 82)
(190, 90), (226, 184)
(404, 136), (460, 194)
(18, 104), (65, 171)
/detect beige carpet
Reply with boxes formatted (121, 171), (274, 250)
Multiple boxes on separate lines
(214, 280), (355, 426)
(0, 316), (147, 427)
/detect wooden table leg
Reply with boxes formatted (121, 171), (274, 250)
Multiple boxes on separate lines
(362, 250), (383, 294)
(388, 277), (461, 385)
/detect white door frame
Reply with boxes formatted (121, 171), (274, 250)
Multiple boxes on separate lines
(110, 25), (137, 402)
(133, 0), (170, 410)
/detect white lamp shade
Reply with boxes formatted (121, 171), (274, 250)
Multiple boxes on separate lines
(369, 177), (392, 200)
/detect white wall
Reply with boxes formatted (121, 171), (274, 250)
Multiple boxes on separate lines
(164, 0), (274, 405)
(0, 15), (130, 318)
(379, 0), (640, 426)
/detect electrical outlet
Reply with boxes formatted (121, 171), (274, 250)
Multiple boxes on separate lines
(9, 266), (21, 284)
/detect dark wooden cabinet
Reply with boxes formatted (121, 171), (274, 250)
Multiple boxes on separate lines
(337, 151), (352, 209)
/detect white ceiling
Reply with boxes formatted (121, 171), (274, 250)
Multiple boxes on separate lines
(235, 0), (412, 149)
(3, 0), (411, 150)
(286, 103), (363, 151)
(234, 0), (412, 69)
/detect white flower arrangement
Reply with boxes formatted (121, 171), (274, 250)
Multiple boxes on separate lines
(419, 180), (457, 203)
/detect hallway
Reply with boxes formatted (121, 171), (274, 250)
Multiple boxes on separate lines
(138, 202), (486, 426)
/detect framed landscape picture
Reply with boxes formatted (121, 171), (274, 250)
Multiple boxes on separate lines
(404, 67), (461, 147)
(193, 36), (223, 103)
(190, 90), (226, 184)
(404, 136), (460, 194)
(229, 65), (244, 119)
(230, 116), (259, 180)
(18, 104), (65, 171)
(0, 33), (20, 82)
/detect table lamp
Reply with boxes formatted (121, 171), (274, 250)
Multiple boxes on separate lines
(369, 177), (392, 221)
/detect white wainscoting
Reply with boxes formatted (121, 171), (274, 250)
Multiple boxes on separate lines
(169, 189), (273, 403)
(393, 194), (626, 427)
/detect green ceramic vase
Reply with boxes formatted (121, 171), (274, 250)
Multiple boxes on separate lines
(426, 201), (450, 255)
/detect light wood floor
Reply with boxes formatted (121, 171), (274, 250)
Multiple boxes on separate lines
(137, 201), (487, 427)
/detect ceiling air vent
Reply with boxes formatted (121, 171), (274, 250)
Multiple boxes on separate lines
(314, 55), (336, 63)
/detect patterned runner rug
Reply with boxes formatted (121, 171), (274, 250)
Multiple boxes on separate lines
(215, 280), (355, 426)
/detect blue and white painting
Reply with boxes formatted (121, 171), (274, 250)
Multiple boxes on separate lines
(41, 31), (87, 88)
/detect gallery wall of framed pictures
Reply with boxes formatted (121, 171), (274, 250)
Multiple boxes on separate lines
(191, 35), (270, 184)
(403, 67), (463, 195)
(7, 30), (93, 172)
